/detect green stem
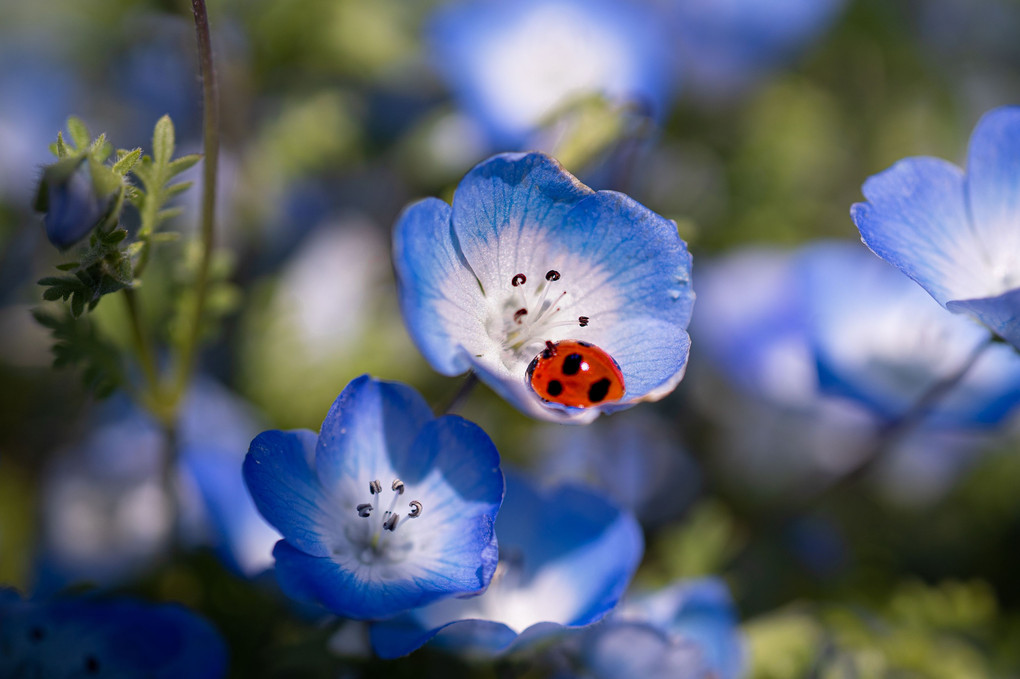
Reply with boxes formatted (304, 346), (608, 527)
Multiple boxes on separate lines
(122, 287), (161, 397)
(442, 372), (479, 415)
(174, 0), (220, 397)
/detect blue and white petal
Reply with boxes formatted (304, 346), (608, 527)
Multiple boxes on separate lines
(393, 198), (489, 376)
(370, 473), (643, 658)
(244, 429), (340, 558)
(965, 106), (1020, 290)
(852, 157), (990, 304)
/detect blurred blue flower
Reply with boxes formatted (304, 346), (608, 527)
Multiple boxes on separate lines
(370, 472), (643, 659)
(670, 0), (846, 99)
(394, 152), (694, 424)
(590, 578), (745, 679)
(0, 589), (227, 679)
(243, 375), (504, 620)
(37, 378), (273, 591)
(852, 106), (1020, 350)
(0, 46), (79, 204)
(429, 0), (673, 147)
(691, 244), (1009, 498)
(799, 242), (1020, 428)
(533, 410), (699, 526)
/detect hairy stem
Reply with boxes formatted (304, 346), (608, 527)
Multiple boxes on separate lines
(174, 0), (220, 397)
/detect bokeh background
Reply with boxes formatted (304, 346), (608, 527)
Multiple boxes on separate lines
(2, 0), (1020, 676)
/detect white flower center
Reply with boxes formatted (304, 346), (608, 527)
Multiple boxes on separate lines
(489, 269), (591, 364)
(345, 478), (423, 565)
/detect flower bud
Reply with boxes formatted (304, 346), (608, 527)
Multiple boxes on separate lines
(34, 156), (117, 250)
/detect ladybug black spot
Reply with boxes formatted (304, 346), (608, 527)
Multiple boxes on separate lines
(588, 378), (611, 403)
(561, 353), (584, 375)
(547, 380), (564, 397)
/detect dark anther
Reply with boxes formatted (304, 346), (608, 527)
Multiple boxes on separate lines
(408, 500), (423, 518)
(369, 480), (382, 495)
(511, 273), (527, 286)
(547, 380), (564, 397)
(357, 503), (373, 517)
(545, 270), (561, 281)
(391, 479), (405, 494)
(578, 316), (589, 327)
(514, 308), (528, 324)
(383, 514), (400, 531)
(84, 655), (101, 674)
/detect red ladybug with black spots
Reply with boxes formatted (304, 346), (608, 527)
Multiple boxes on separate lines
(526, 340), (625, 408)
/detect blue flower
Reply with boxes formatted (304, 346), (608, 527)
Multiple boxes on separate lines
(695, 242), (1020, 429)
(370, 472), (643, 659)
(671, 0), (845, 99)
(36, 378), (272, 591)
(851, 106), (1020, 350)
(533, 410), (700, 526)
(394, 152), (694, 424)
(582, 578), (745, 679)
(798, 242), (1020, 428)
(428, 0), (674, 147)
(0, 589), (227, 679)
(243, 375), (504, 620)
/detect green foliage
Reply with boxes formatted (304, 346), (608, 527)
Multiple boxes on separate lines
(130, 115), (201, 247)
(31, 307), (124, 397)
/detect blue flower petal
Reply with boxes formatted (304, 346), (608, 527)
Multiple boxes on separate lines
(393, 198), (488, 375)
(965, 107), (1020, 262)
(451, 152), (593, 296)
(948, 289), (1020, 351)
(243, 428), (336, 558)
(852, 157), (989, 304)
(558, 190), (693, 329)
(370, 473), (642, 657)
(273, 540), (460, 621)
(315, 375), (436, 489)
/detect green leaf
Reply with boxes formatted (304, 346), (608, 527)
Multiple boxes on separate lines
(152, 115), (175, 168)
(88, 156), (124, 198)
(164, 181), (194, 199)
(168, 154), (202, 176)
(55, 132), (69, 157)
(55, 262), (79, 272)
(156, 207), (184, 223)
(113, 148), (143, 175)
(66, 117), (91, 149)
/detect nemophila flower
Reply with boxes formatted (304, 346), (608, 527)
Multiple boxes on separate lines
(534, 410), (699, 526)
(591, 578), (745, 679)
(394, 152), (694, 424)
(429, 0), (673, 147)
(243, 375), (504, 620)
(370, 472), (643, 659)
(670, 0), (846, 99)
(691, 245), (1005, 498)
(37, 379), (271, 590)
(799, 242), (1020, 428)
(851, 106), (1020, 350)
(0, 589), (227, 679)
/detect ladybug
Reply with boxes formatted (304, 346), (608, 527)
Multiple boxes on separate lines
(526, 340), (625, 408)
